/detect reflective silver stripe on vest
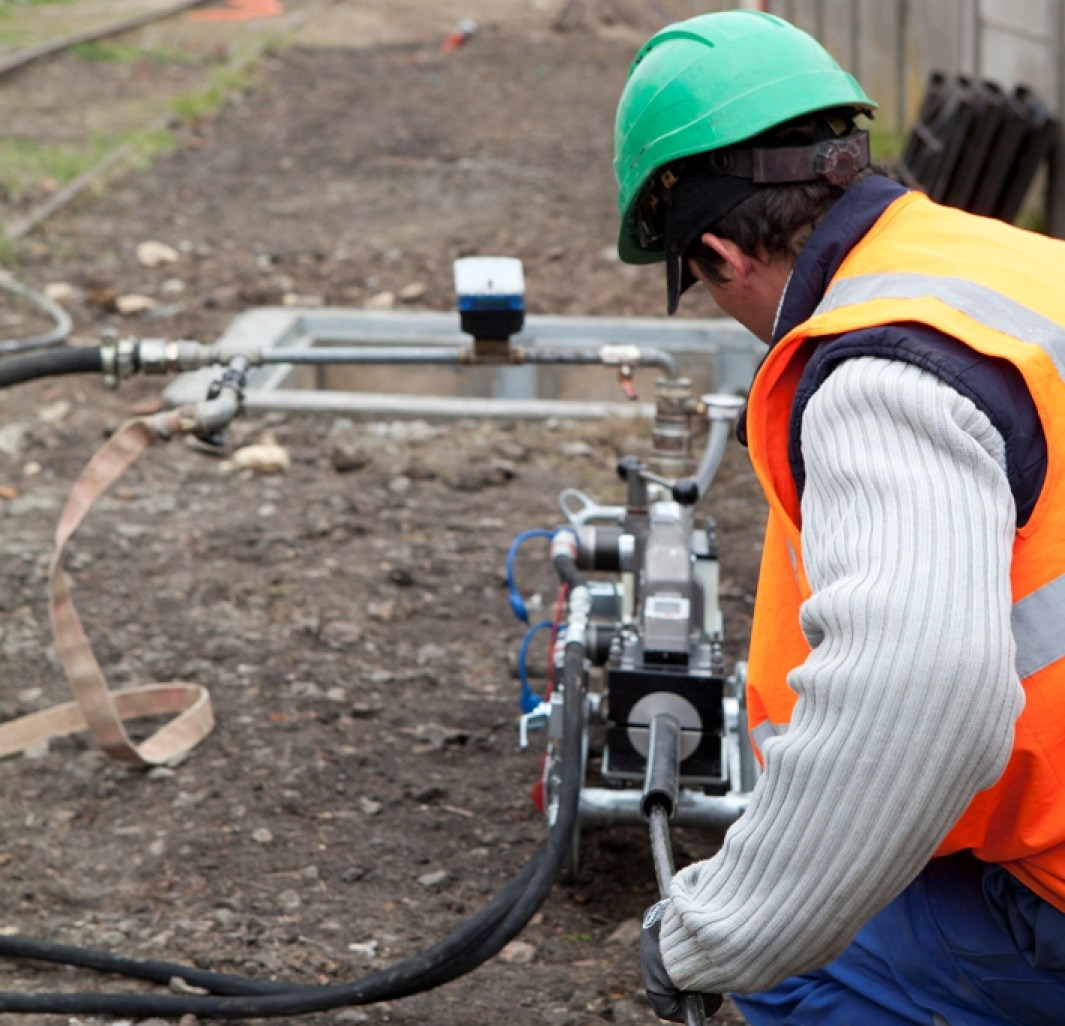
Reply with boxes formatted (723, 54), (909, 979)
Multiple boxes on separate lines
(751, 719), (788, 753)
(1013, 576), (1065, 678)
(815, 271), (1065, 679)
(814, 272), (1065, 381)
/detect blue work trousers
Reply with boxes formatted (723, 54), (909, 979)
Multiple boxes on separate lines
(732, 853), (1065, 1025)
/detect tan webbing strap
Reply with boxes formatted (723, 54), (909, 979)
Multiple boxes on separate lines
(0, 411), (214, 764)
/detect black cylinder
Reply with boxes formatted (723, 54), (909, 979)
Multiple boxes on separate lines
(641, 713), (682, 819)
(576, 525), (624, 572)
(0, 346), (102, 388)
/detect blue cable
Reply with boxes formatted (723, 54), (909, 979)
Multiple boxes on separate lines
(518, 619), (555, 714)
(506, 528), (555, 623)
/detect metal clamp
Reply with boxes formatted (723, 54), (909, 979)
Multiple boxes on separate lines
(99, 333), (137, 389)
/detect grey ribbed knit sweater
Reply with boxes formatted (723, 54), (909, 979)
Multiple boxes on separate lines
(659, 356), (1026, 995)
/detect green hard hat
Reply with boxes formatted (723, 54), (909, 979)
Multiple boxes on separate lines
(614, 10), (876, 265)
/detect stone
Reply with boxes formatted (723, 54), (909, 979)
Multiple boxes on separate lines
(114, 294), (157, 315)
(330, 441), (374, 473)
(417, 869), (449, 889)
(232, 443), (291, 474)
(498, 940), (536, 964)
(365, 291), (396, 310)
(136, 240), (180, 267)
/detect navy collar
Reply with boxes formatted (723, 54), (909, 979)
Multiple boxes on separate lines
(773, 176), (910, 343)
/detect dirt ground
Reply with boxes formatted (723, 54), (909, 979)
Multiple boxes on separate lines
(0, 2), (766, 1024)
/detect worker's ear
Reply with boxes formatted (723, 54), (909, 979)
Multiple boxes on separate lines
(698, 232), (752, 287)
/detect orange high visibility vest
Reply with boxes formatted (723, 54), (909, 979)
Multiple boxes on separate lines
(745, 190), (1065, 911)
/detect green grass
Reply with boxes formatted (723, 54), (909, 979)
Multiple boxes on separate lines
(0, 125), (177, 206)
(868, 123), (908, 165)
(71, 40), (209, 66)
(0, 0), (78, 9)
(0, 44), (255, 202)
(0, 18), (281, 260)
(0, 136), (114, 198)
(169, 59), (256, 121)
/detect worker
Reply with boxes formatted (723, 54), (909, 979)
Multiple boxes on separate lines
(615, 10), (1065, 1025)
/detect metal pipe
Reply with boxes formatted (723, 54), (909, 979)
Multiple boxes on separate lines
(525, 346), (680, 379)
(262, 346), (464, 365)
(186, 356), (247, 436)
(237, 390), (656, 421)
(262, 344), (680, 376)
(679, 394), (747, 503)
(578, 787), (748, 831)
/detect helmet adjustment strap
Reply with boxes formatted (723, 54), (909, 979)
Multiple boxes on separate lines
(706, 131), (871, 187)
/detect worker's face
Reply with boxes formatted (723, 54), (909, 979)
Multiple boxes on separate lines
(687, 260), (777, 345)
(687, 233), (793, 345)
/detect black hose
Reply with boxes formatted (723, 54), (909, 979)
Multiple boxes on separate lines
(644, 718), (710, 1026)
(0, 345), (101, 387)
(552, 551), (587, 590)
(0, 646), (589, 1018)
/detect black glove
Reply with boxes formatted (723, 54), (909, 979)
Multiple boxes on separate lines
(640, 899), (722, 1023)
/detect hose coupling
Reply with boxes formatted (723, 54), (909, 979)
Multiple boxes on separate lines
(137, 339), (220, 375)
(564, 584), (591, 649)
(550, 528), (579, 566)
(193, 355), (248, 445)
(701, 392), (746, 422)
(99, 334), (138, 388)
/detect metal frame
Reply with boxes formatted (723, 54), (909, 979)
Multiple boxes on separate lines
(163, 306), (765, 419)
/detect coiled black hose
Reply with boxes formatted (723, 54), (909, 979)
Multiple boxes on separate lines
(0, 345), (101, 387)
(0, 649), (588, 1018)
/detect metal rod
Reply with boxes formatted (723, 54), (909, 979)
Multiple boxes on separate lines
(259, 344), (680, 376)
(525, 346), (680, 378)
(262, 346), (464, 365)
(689, 419), (730, 499)
(239, 389), (656, 421)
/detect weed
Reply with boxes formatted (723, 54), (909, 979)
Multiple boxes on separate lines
(71, 41), (207, 66)
(170, 61), (256, 122)
(868, 123), (907, 164)
(0, 0), (77, 10)
(0, 232), (17, 268)
(0, 137), (108, 200)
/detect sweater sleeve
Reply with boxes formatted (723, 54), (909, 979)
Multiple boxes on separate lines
(658, 356), (1026, 995)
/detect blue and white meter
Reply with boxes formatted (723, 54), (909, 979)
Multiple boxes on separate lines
(453, 256), (526, 341)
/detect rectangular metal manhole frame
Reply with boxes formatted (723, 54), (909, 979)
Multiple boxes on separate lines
(163, 307), (766, 420)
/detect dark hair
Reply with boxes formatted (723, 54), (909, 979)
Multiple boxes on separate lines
(687, 112), (881, 284)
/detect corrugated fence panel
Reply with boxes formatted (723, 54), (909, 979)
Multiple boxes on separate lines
(685, 0), (1065, 232)
(818, 0), (859, 81)
(688, 1), (1065, 125)
(978, 0), (1056, 103)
